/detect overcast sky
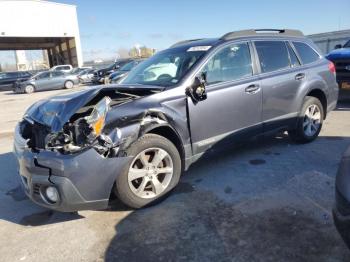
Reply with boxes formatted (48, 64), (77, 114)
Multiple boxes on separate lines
(1, 0), (350, 63)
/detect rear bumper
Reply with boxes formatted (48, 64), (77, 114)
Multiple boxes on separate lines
(13, 124), (131, 212)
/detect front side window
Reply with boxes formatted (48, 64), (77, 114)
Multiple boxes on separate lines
(202, 43), (253, 85)
(344, 40), (350, 48)
(292, 42), (320, 65)
(255, 41), (290, 73)
(122, 48), (206, 87)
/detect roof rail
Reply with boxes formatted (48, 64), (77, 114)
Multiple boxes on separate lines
(170, 39), (204, 48)
(220, 29), (304, 40)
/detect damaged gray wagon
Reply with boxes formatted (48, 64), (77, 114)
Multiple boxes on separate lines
(13, 29), (339, 211)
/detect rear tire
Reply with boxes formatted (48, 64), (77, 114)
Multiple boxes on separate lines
(288, 96), (324, 143)
(64, 80), (74, 89)
(24, 84), (35, 94)
(114, 134), (182, 209)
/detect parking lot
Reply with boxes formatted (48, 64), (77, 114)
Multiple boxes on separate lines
(0, 89), (349, 261)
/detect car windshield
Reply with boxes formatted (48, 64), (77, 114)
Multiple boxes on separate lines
(121, 48), (206, 87)
(31, 72), (42, 79)
(344, 40), (350, 48)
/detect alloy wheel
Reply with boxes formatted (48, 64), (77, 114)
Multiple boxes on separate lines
(127, 147), (173, 199)
(25, 85), (34, 93)
(303, 104), (321, 136)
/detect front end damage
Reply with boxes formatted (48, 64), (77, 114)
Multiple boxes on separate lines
(13, 86), (169, 211)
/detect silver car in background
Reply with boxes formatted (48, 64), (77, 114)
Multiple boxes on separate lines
(14, 71), (79, 93)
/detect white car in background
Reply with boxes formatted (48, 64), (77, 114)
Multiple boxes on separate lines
(143, 62), (177, 81)
(50, 64), (73, 73)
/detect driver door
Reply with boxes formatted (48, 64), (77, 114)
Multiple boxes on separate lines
(187, 42), (263, 155)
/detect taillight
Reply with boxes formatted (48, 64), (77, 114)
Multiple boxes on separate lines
(328, 61), (336, 75)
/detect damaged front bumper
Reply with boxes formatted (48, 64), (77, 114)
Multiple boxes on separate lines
(13, 124), (131, 212)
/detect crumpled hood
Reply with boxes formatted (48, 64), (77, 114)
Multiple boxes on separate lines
(326, 48), (350, 60)
(24, 85), (164, 133)
(25, 88), (101, 132)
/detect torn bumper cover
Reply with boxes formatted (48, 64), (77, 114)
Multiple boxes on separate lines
(13, 124), (131, 212)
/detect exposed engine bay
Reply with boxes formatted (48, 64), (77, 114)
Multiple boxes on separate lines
(19, 87), (162, 157)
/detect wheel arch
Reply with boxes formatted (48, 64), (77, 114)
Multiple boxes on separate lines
(144, 124), (185, 171)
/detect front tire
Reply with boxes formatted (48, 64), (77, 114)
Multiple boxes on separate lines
(114, 134), (181, 209)
(289, 96), (324, 143)
(24, 84), (35, 94)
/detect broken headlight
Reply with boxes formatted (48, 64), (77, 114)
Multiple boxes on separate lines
(85, 96), (111, 137)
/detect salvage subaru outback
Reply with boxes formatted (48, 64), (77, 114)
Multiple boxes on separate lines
(13, 29), (339, 211)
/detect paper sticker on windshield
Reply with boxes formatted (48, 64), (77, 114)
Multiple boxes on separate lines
(187, 46), (211, 52)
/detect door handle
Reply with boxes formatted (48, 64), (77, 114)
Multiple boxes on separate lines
(295, 73), (305, 81)
(245, 84), (260, 94)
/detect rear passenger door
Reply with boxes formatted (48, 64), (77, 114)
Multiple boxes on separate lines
(254, 40), (304, 131)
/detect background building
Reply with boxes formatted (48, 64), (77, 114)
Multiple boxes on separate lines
(308, 29), (350, 55)
(0, 0), (83, 70)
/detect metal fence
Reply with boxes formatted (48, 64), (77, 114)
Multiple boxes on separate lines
(308, 29), (350, 55)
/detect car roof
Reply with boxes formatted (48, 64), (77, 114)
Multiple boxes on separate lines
(170, 29), (306, 50)
(170, 38), (223, 49)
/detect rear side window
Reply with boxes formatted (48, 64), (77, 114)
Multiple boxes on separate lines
(56, 66), (70, 71)
(52, 71), (64, 77)
(292, 42), (320, 64)
(255, 41), (290, 73)
(203, 42), (253, 85)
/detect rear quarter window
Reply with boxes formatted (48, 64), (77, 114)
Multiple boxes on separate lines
(292, 42), (320, 64)
(255, 41), (290, 73)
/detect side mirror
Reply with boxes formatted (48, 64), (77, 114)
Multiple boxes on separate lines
(334, 44), (342, 49)
(186, 73), (207, 104)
